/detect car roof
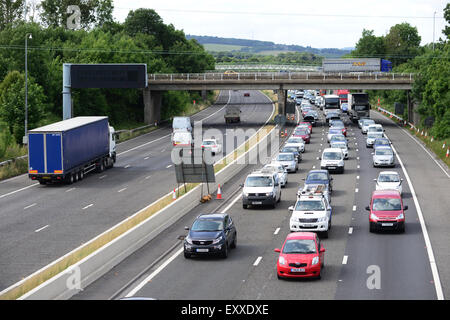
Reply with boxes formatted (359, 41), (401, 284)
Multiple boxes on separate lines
(197, 213), (227, 219)
(307, 169), (328, 175)
(372, 190), (401, 198)
(323, 147), (343, 153)
(378, 171), (399, 177)
(286, 232), (316, 240)
(278, 152), (294, 156)
(248, 171), (274, 178)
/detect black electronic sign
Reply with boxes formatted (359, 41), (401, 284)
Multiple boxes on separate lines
(70, 64), (147, 89)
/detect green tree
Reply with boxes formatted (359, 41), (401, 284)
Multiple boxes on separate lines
(351, 29), (386, 58)
(0, 0), (25, 30)
(444, 3), (450, 38)
(384, 22), (421, 66)
(0, 71), (46, 143)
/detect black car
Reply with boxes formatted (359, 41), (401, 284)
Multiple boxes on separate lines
(184, 213), (237, 259)
(302, 169), (333, 193)
(303, 111), (318, 126)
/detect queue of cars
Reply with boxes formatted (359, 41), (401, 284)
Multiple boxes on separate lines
(183, 91), (409, 281)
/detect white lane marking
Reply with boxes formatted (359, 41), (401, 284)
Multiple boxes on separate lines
(145, 176), (151, 180)
(357, 175), (360, 180)
(144, 157), (149, 160)
(386, 133), (444, 300)
(124, 165), (130, 168)
(342, 255), (348, 264)
(348, 227), (353, 234)
(65, 187), (76, 192)
(0, 183), (39, 200)
(166, 165), (172, 169)
(82, 204), (93, 210)
(312, 166), (316, 169)
(118, 188), (127, 193)
(352, 205), (357, 211)
(126, 190), (242, 298)
(24, 203), (37, 210)
(355, 188), (359, 193)
(99, 175), (107, 179)
(160, 149), (165, 153)
(274, 227), (280, 235)
(356, 149), (359, 152)
(35, 225), (49, 233)
(357, 157), (360, 160)
(253, 256), (263, 266)
(117, 134), (172, 156)
(355, 142), (358, 145)
(357, 165), (360, 169)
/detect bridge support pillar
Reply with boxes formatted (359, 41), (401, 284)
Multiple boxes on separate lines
(143, 88), (162, 125)
(201, 90), (207, 101)
(277, 88), (286, 115)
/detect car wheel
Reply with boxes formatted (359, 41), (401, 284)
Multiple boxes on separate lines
(184, 252), (191, 259)
(243, 204), (248, 209)
(369, 223), (376, 233)
(399, 224), (405, 233)
(221, 244), (228, 259)
(277, 273), (283, 280)
(230, 234), (237, 249)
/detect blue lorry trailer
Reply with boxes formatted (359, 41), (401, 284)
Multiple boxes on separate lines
(28, 116), (116, 185)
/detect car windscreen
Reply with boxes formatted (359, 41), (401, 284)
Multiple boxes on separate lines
(329, 129), (341, 135)
(368, 133), (383, 139)
(245, 176), (273, 187)
(375, 149), (393, 155)
(375, 139), (389, 145)
(306, 173), (328, 182)
(355, 105), (369, 111)
(330, 122), (344, 128)
(372, 198), (402, 211)
(331, 143), (346, 149)
(282, 239), (317, 254)
(282, 147), (297, 154)
(323, 151), (342, 160)
(368, 126), (383, 132)
(202, 140), (215, 145)
(277, 154), (294, 161)
(378, 174), (400, 182)
(330, 135), (346, 142)
(191, 219), (224, 232)
(295, 129), (308, 135)
(288, 138), (303, 144)
(363, 120), (375, 126)
(264, 165), (283, 173)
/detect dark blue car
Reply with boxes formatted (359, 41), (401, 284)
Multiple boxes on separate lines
(184, 213), (237, 259)
(301, 170), (333, 193)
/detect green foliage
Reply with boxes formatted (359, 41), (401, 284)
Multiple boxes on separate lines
(352, 29), (386, 58)
(0, 71), (46, 143)
(214, 51), (322, 66)
(0, 0), (24, 30)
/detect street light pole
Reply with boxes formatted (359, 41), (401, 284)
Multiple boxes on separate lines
(24, 33), (31, 144)
(433, 11), (436, 50)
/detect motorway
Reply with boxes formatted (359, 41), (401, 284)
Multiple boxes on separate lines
(0, 89), (275, 291)
(73, 96), (449, 300)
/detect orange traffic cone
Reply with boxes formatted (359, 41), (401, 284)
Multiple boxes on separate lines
(447, 149), (449, 158)
(172, 188), (177, 201)
(216, 184), (223, 200)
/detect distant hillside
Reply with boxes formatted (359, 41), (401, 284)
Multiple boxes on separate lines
(187, 35), (352, 58)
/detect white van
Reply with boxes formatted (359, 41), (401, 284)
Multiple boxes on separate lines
(172, 131), (193, 147)
(320, 148), (345, 173)
(172, 117), (192, 133)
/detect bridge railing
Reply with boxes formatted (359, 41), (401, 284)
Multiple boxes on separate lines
(148, 72), (415, 82)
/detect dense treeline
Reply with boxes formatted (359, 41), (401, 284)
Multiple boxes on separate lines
(0, 1), (215, 147)
(187, 34), (351, 57)
(213, 51), (322, 65)
(349, 5), (450, 139)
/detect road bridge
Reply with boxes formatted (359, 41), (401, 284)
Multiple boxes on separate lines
(144, 71), (415, 124)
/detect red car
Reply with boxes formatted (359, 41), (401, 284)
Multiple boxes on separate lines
(293, 128), (310, 144)
(275, 232), (325, 279)
(365, 190), (408, 233)
(298, 122), (312, 133)
(244, 92), (250, 97)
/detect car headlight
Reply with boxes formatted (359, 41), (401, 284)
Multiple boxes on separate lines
(212, 236), (223, 244)
(185, 235), (193, 245)
(396, 213), (404, 220)
(243, 192), (249, 197)
(370, 213), (379, 221)
(278, 256), (286, 265)
(311, 256), (319, 265)
(266, 192), (274, 196)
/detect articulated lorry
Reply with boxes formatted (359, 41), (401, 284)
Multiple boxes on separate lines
(322, 58), (392, 73)
(28, 116), (116, 185)
(347, 93), (370, 122)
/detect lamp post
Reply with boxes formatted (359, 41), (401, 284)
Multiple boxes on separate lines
(24, 33), (32, 145)
(433, 11), (436, 50)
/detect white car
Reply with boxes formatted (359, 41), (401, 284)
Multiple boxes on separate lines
(367, 124), (384, 135)
(273, 153), (298, 173)
(366, 132), (384, 148)
(201, 139), (222, 155)
(242, 171), (281, 209)
(263, 164), (288, 187)
(172, 131), (193, 147)
(320, 148), (345, 173)
(374, 171), (403, 195)
(372, 146), (395, 167)
(327, 128), (343, 143)
(286, 137), (305, 153)
(330, 141), (348, 159)
(289, 188), (332, 238)
(361, 119), (376, 134)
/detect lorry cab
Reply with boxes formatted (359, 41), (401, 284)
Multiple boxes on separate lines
(109, 126), (116, 163)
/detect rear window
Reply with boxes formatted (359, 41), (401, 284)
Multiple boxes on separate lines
(278, 154), (294, 161)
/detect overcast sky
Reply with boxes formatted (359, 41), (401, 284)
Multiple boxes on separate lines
(112, 0), (448, 48)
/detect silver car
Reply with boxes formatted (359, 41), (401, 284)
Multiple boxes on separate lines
(330, 141), (348, 159)
(273, 153), (298, 173)
(286, 137), (305, 153)
(263, 164), (288, 187)
(361, 119), (376, 134)
(366, 132), (384, 148)
(372, 146), (395, 167)
(374, 171), (403, 194)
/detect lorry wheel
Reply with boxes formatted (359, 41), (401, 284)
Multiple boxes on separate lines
(66, 173), (74, 185)
(97, 162), (105, 173)
(79, 171), (84, 180)
(74, 172), (79, 182)
(39, 180), (47, 185)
